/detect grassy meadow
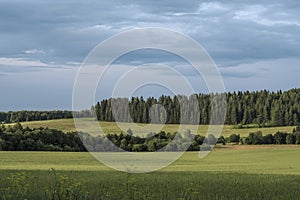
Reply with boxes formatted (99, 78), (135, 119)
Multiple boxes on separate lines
(1, 120), (300, 199)
(13, 118), (297, 137)
(0, 147), (300, 199)
(1, 147), (300, 173)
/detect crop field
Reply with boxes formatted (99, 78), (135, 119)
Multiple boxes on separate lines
(0, 147), (300, 199)
(14, 118), (296, 137)
(2, 120), (299, 199)
(1, 147), (300, 173)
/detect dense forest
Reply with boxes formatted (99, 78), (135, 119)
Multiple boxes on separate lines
(0, 123), (85, 151)
(2, 89), (300, 126)
(93, 88), (300, 126)
(1, 124), (300, 152)
(0, 110), (73, 123)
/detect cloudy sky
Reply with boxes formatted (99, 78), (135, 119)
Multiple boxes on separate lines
(0, 0), (300, 111)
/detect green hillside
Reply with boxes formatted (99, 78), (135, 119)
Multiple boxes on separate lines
(13, 118), (296, 137)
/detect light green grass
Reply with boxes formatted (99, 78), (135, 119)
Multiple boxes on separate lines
(2, 119), (299, 199)
(12, 118), (296, 137)
(1, 147), (300, 174)
(1, 148), (300, 199)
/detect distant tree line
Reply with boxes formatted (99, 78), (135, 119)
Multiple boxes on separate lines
(93, 89), (300, 126)
(0, 123), (85, 151)
(80, 128), (207, 152)
(1, 124), (300, 152)
(0, 123), (205, 152)
(2, 89), (300, 126)
(241, 126), (300, 145)
(0, 110), (73, 123)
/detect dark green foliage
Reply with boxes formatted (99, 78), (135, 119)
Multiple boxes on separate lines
(243, 128), (300, 145)
(0, 124), (208, 152)
(295, 133), (300, 144)
(228, 134), (240, 143)
(292, 126), (300, 144)
(0, 110), (73, 123)
(80, 130), (206, 152)
(263, 134), (274, 144)
(246, 131), (264, 144)
(286, 133), (296, 144)
(0, 123), (86, 152)
(217, 136), (226, 145)
(1, 89), (300, 126)
(1, 124), (300, 152)
(93, 88), (300, 126)
(274, 132), (288, 144)
(132, 144), (147, 152)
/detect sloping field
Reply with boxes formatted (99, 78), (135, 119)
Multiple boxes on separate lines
(13, 118), (296, 137)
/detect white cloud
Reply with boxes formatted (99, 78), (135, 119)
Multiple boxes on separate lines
(166, 2), (228, 18)
(24, 49), (45, 54)
(0, 57), (47, 67)
(79, 24), (113, 32)
(65, 61), (81, 66)
(233, 5), (300, 26)
(0, 57), (74, 75)
(198, 2), (228, 12)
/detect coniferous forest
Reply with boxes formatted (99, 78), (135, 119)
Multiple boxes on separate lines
(1, 89), (300, 126)
(93, 88), (300, 126)
(0, 110), (73, 123)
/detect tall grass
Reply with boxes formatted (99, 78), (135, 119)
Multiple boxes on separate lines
(1, 149), (300, 199)
(0, 170), (299, 199)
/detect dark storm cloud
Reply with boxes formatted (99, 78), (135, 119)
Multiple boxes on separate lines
(0, 0), (300, 110)
(1, 0), (299, 66)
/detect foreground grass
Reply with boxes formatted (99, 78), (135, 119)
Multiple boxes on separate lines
(1, 147), (300, 174)
(1, 170), (299, 200)
(16, 118), (296, 137)
(0, 148), (300, 199)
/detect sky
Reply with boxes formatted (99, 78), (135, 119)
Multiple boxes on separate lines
(0, 0), (300, 111)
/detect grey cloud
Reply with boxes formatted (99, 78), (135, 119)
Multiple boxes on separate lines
(221, 71), (256, 78)
(0, 57), (74, 75)
(1, 0), (300, 110)
(1, 0), (300, 66)
(222, 58), (300, 91)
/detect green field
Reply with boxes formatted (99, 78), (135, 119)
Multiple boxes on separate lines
(2, 120), (300, 199)
(1, 147), (300, 173)
(0, 147), (300, 199)
(13, 118), (296, 137)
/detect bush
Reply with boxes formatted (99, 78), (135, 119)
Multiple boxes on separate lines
(263, 134), (274, 144)
(274, 132), (287, 144)
(248, 131), (263, 144)
(228, 134), (240, 143)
